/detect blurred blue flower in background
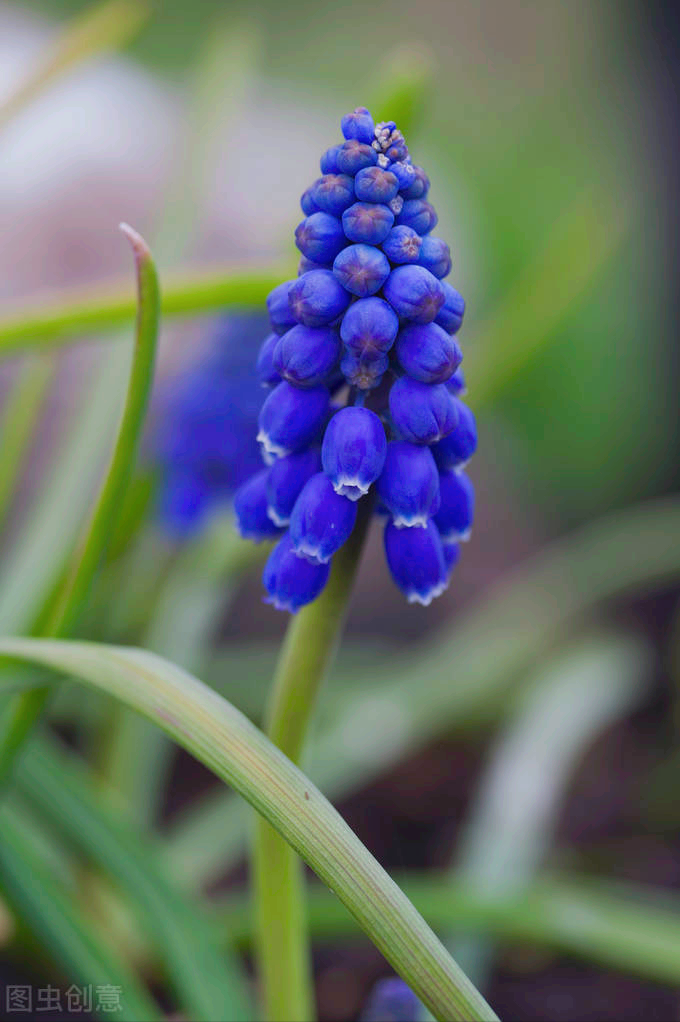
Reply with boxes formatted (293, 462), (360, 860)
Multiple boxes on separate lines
(361, 976), (421, 1021)
(152, 314), (266, 537)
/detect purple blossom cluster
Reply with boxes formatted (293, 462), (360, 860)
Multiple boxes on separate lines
(234, 108), (476, 611)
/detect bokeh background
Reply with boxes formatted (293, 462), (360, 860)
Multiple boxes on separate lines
(0, 1), (678, 1020)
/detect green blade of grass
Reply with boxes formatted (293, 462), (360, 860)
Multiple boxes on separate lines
(214, 872), (680, 988)
(0, 804), (158, 1022)
(0, 226), (160, 782)
(0, 637), (497, 1022)
(17, 738), (253, 1022)
(0, 265), (290, 358)
(448, 632), (651, 987)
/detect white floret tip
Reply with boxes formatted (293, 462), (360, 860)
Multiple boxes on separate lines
(406, 578), (449, 606)
(331, 475), (371, 501)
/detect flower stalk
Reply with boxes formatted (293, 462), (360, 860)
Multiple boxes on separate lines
(253, 498), (372, 1021)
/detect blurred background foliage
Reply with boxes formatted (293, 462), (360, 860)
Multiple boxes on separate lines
(0, 1), (678, 1020)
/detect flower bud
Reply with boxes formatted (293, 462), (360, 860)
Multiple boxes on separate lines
(389, 376), (459, 444)
(263, 533), (330, 612)
(322, 406), (387, 500)
(234, 468), (283, 541)
(342, 202), (394, 245)
(257, 381), (329, 459)
(311, 173), (355, 216)
(383, 265), (445, 323)
(289, 269), (351, 326)
(341, 106), (375, 144)
(320, 145), (341, 174)
(377, 442), (440, 527)
(273, 325), (340, 388)
(431, 400), (477, 470)
(390, 161), (416, 192)
(434, 469), (474, 541)
(395, 322), (462, 384)
(333, 244), (390, 297)
(416, 236), (452, 279)
(340, 348), (389, 390)
(384, 519), (447, 605)
(396, 198), (437, 234)
(266, 447), (322, 526)
(442, 540), (461, 573)
(435, 281), (466, 334)
(256, 332), (282, 387)
(266, 280), (297, 335)
(336, 139), (378, 175)
(290, 472), (358, 563)
(295, 212), (345, 263)
(446, 366), (467, 396)
(339, 297), (398, 355)
(402, 165), (430, 199)
(301, 185), (320, 216)
(382, 225), (422, 264)
(354, 166), (399, 204)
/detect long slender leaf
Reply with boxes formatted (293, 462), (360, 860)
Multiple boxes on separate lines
(0, 805), (158, 1022)
(0, 226), (160, 782)
(215, 873), (680, 987)
(0, 265), (290, 358)
(0, 637), (497, 1022)
(164, 497), (680, 889)
(17, 739), (253, 1022)
(449, 632), (651, 986)
(0, 344), (130, 636)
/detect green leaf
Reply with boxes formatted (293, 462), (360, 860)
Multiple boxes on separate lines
(0, 265), (290, 358)
(0, 637), (497, 1022)
(0, 804), (158, 1022)
(17, 738), (253, 1022)
(215, 872), (680, 987)
(448, 632), (651, 986)
(0, 344), (131, 637)
(0, 226), (160, 782)
(164, 497), (680, 890)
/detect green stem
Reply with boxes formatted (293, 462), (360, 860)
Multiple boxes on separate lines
(0, 225), (160, 783)
(254, 502), (372, 1022)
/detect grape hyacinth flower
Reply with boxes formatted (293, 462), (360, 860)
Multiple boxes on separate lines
(235, 107), (475, 610)
(154, 314), (266, 537)
(361, 977), (422, 1022)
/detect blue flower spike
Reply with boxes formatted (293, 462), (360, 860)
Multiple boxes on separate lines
(234, 106), (474, 610)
